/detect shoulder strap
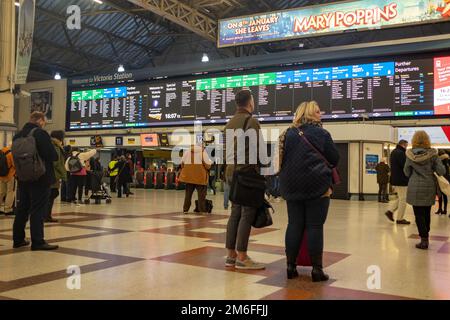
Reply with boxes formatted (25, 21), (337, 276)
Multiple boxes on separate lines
(296, 127), (332, 168)
(75, 152), (81, 158)
(28, 127), (39, 137)
(243, 116), (252, 131)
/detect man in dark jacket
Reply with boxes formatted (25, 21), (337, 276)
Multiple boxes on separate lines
(375, 159), (390, 203)
(45, 130), (67, 223)
(117, 156), (132, 198)
(385, 140), (410, 224)
(12, 112), (59, 250)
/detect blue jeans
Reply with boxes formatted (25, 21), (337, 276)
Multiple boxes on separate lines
(223, 182), (230, 209)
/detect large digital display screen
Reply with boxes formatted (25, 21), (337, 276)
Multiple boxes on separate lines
(67, 54), (450, 130)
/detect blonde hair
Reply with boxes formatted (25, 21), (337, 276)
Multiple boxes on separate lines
(411, 130), (431, 149)
(293, 101), (320, 127)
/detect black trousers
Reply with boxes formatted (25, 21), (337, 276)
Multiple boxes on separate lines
(45, 188), (59, 219)
(85, 173), (91, 196)
(438, 194), (448, 212)
(183, 184), (207, 212)
(117, 181), (128, 198)
(285, 197), (330, 263)
(378, 183), (388, 201)
(69, 175), (85, 201)
(110, 176), (117, 192)
(60, 180), (68, 201)
(413, 206), (431, 239)
(13, 183), (50, 245)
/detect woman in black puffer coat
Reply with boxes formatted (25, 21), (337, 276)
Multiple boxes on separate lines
(117, 156), (132, 198)
(279, 101), (339, 282)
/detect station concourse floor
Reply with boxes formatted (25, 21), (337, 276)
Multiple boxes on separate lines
(0, 189), (450, 300)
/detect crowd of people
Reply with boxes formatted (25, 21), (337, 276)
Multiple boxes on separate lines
(2, 90), (450, 283)
(0, 112), (143, 250)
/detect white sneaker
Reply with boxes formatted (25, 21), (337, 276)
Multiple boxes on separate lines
(235, 257), (265, 270)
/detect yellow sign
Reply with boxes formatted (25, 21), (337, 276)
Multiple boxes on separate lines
(127, 138), (136, 144)
(69, 139), (76, 145)
(142, 150), (172, 159)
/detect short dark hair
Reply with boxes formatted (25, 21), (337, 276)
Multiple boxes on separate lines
(50, 130), (65, 142)
(398, 139), (408, 145)
(235, 90), (252, 108)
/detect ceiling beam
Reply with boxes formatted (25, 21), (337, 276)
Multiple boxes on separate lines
(36, 6), (155, 58)
(33, 37), (117, 72)
(103, 0), (181, 34)
(82, 8), (148, 16)
(127, 0), (217, 42)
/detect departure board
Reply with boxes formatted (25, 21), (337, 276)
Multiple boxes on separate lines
(67, 54), (450, 130)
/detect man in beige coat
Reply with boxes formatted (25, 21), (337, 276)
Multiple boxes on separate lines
(179, 144), (212, 214)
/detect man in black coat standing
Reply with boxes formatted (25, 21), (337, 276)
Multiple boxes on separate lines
(12, 112), (59, 250)
(385, 140), (410, 225)
(375, 158), (390, 203)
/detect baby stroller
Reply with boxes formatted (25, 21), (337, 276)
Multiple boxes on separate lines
(86, 170), (112, 204)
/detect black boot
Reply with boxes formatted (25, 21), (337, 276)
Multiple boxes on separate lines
(287, 260), (298, 279)
(415, 237), (429, 250)
(310, 254), (329, 282)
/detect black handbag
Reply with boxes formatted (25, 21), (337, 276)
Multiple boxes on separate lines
(229, 169), (266, 208)
(228, 115), (267, 208)
(252, 199), (274, 228)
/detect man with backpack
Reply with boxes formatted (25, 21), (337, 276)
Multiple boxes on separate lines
(0, 144), (15, 215)
(11, 112), (59, 250)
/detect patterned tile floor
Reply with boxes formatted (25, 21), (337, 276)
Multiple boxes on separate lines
(0, 189), (450, 300)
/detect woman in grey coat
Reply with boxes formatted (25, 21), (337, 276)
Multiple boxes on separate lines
(404, 130), (445, 250)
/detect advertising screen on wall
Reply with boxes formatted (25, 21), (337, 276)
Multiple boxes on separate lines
(398, 126), (450, 144)
(90, 135), (103, 148)
(67, 53), (450, 130)
(140, 134), (159, 147)
(218, 0), (450, 48)
(159, 133), (170, 147)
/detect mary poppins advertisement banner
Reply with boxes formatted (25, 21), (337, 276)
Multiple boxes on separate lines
(218, 0), (450, 47)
